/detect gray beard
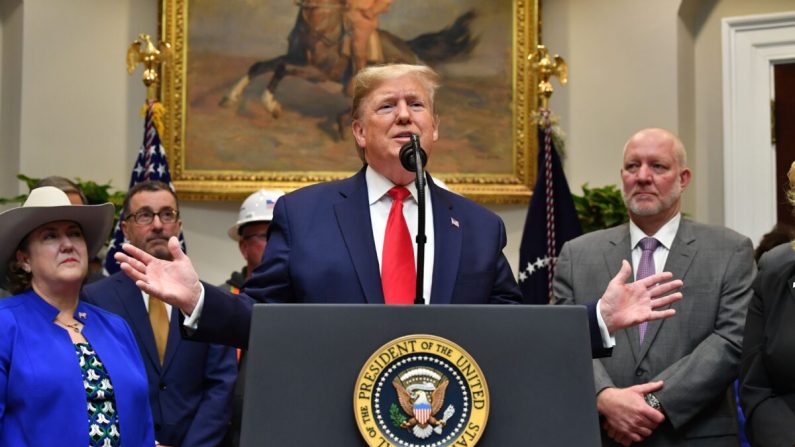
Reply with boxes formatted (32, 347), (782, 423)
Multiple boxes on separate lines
(622, 185), (681, 218)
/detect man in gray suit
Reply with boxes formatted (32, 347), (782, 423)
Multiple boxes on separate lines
(554, 128), (755, 446)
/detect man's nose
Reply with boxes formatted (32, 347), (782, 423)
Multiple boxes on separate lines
(636, 164), (653, 182)
(151, 214), (165, 229)
(395, 101), (411, 122)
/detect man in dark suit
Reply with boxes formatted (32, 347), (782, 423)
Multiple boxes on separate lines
(115, 64), (682, 355)
(740, 242), (795, 446)
(554, 128), (755, 446)
(82, 181), (237, 447)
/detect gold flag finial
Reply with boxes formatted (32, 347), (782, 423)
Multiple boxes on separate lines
(529, 45), (568, 110)
(127, 34), (172, 99)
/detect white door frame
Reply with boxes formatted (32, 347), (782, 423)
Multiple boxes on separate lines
(722, 12), (795, 245)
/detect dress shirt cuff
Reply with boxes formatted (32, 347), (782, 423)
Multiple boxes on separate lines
(595, 299), (616, 348)
(181, 283), (205, 330)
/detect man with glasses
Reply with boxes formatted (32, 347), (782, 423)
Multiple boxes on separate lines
(82, 180), (237, 447)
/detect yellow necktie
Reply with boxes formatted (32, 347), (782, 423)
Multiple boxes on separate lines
(149, 296), (169, 364)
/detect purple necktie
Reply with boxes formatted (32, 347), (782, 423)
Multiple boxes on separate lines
(637, 237), (660, 343)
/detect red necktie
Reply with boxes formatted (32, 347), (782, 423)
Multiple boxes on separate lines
(382, 187), (416, 304)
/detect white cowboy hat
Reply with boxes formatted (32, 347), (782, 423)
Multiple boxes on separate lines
(0, 186), (114, 285)
(227, 189), (285, 241)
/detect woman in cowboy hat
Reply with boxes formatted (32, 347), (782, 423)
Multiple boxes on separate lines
(0, 187), (154, 446)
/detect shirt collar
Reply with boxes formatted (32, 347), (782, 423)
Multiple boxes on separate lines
(628, 213), (681, 250)
(365, 165), (418, 205)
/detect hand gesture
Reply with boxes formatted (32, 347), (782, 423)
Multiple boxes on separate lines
(600, 260), (683, 334)
(115, 237), (202, 315)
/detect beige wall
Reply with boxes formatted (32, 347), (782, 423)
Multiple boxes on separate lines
(1, 0), (156, 205)
(690, 0), (795, 226)
(0, 0), (23, 209)
(2, 0), (794, 284)
(543, 0), (682, 189)
(543, 0), (795, 229)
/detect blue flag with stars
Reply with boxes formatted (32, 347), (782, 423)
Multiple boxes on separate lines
(518, 112), (582, 304)
(104, 100), (186, 274)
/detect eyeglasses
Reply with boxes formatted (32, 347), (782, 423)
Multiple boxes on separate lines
(125, 208), (180, 225)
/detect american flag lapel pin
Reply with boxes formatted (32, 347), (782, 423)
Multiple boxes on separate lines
(451, 217), (459, 228)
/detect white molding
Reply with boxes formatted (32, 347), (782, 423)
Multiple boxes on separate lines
(722, 12), (795, 245)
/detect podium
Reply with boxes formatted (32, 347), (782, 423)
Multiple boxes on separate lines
(240, 304), (600, 446)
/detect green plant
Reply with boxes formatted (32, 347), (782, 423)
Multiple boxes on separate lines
(0, 174), (126, 219)
(572, 183), (629, 233)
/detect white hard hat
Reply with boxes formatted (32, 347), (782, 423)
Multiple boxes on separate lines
(227, 189), (285, 241)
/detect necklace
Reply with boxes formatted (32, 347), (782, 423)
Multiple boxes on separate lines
(55, 318), (83, 334)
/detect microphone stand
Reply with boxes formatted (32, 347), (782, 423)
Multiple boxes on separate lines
(400, 134), (427, 305)
(412, 135), (427, 305)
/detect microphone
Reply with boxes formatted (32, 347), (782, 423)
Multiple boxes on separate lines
(398, 134), (427, 305)
(399, 134), (427, 171)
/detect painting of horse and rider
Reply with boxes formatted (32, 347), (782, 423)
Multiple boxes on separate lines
(185, 0), (514, 177)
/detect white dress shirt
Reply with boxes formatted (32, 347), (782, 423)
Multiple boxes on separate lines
(366, 166), (435, 304)
(628, 213), (681, 277)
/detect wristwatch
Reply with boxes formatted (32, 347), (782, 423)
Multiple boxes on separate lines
(644, 392), (662, 411)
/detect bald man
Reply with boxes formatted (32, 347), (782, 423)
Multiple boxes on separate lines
(554, 128), (755, 446)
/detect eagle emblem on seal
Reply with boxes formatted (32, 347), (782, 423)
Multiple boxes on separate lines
(392, 367), (456, 439)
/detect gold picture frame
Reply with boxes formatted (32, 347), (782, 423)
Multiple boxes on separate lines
(160, 0), (539, 203)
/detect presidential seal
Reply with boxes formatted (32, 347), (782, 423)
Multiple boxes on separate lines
(354, 335), (489, 447)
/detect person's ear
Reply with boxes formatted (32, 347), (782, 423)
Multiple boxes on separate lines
(352, 120), (367, 150)
(679, 167), (692, 190)
(15, 251), (31, 273)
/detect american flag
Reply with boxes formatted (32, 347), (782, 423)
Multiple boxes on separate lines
(517, 109), (581, 304)
(104, 100), (186, 274)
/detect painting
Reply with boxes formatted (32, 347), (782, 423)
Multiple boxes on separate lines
(160, 0), (539, 202)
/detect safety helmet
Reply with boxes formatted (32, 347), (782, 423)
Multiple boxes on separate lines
(227, 189), (285, 241)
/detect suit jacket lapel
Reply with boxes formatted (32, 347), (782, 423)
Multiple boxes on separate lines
(117, 275), (162, 370)
(334, 169), (385, 304)
(429, 179), (461, 304)
(637, 219), (696, 362)
(603, 225), (641, 359)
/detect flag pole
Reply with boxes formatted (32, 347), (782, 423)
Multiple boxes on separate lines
(104, 34), (178, 275)
(127, 33), (172, 101)
(518, 46), (578, 303)
(528, 45), (567, 111)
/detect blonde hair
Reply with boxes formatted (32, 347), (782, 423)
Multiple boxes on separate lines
(350, 64), (440, 162)
(351, 64), (440, 119)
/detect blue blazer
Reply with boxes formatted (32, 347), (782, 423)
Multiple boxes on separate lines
(0, 291), (154, 446)
(82, 273), (237, 447)
(196, 169), (605, 354)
